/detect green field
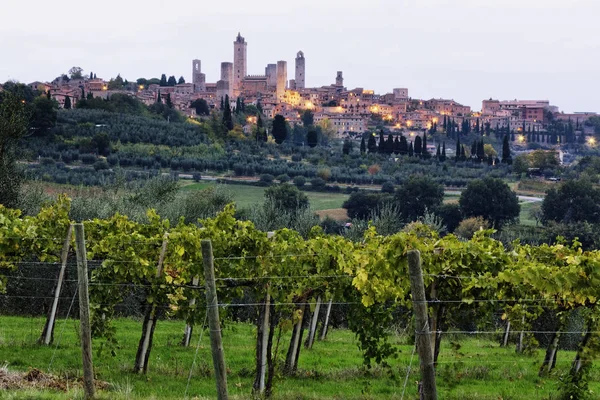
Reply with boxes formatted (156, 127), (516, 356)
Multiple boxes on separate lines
(181, 182), (349, 211)
(0, 316), (597, 399)
(519, 201), (541, 226)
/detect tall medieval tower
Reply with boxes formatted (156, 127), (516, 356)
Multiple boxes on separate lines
(295, 51), (305, 89)
(336, 71), (344, 87)
(276, 60), (287, 101)
(233, 33), (247, 95)
(192, 59), (206, 92)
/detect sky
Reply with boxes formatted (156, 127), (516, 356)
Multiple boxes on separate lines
(1, 0), (599, 113)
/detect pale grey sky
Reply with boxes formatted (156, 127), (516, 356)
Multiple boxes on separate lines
(2, 0), (598, 112)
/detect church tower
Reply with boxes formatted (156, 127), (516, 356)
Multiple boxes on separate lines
(295, 51), (305, 89)
(233, 32), (247, 95)
(336, 71), (344, 87)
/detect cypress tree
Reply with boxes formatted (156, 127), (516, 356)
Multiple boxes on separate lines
(63, 95), (71, 109)
(46, 91), (51, 100)
(394, 136), (401, 154)
(477, 140), (485, 161)
(378, 131), (385, 154)
(166, 93), (173, 108)
(360, 137), (366, 154)
(414, 135), (422, 156)
(460, 145), (466, 161)
(470, 141), (477, 159)
(422, 132), (430, 158)
(235, 97), (241, 114)
(400, 135), (408, 155)
(436, 144), (441, 158)
(222, 94), (234, 131)
(220, 97), (224, 110)
(178, 76), (185, 84)
(443, 115), (447, 132)
(386, 134), (394, 154)
(455, 138), (461, 161)
(160, 74), (167, 86)
(475, 118), (480, 133)
(501, 134), (511, 163)
(157, 90), (162, 103)
(441, 142), (446, 162)
(408, 141), (414, 157)
(367, 134), (377, 153)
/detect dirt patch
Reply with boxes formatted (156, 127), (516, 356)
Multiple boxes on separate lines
(315, 208), (348, 221)
(0, 367), (108, 392)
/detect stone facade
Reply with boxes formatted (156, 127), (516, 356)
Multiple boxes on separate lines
(233, 33), (247, 95)
(276, 61), (287, 101)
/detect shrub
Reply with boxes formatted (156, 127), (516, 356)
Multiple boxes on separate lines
(381, 181), (395, 193)
(276, 174), (290, 183)
(259, 174), (275, 185)
(310, 177), (326, 189)
(455, 217), (490, 239)
(293, 176), (306, 187)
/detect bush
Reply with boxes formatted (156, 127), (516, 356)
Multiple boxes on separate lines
(259, 174), (275, 185)
(310, 177), (326, 189)
(455, 217), (490, 239)
(93, 160), (109, 171)
(293, 176), (306, 187)
(276, 174), (290, 183)
(381, 181), (395, 193)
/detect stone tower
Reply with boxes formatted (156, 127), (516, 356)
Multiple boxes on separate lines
(233, 32), (247, 95)
(192, 59), (206, 92)
(336, 71), (344, 87)
(265, 64), (277, 89)
(216, 62), (233, 103)
(295, 51), (305, 89)
(276, 60), (287, 101)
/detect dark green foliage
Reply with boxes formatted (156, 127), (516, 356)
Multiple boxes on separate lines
(394, 175), (444, 222)
(264, 184), (309, 212)
(178, 76), (185, 84)
(293, 176), (306, 187)
(435, 203), (462, 233)
(455, 138), (461, 162)
(399, 135), (408, 155)
(92, 132), (111, 156)
(385, 134), (394, 154)
(31, 96), (58, 135)
(502, 135), (511, 163)
(381, 182), (395, 193)
(222, 95), (234, 131)
(343, 191), (390, 219)
(272, 114), (287, 144)
(165, 93), (173, 109)
(167, 75), (177, 86)
(0, 92), (30, 208)
(408, 141), (414, 157)
(542, 179), (600, 224)
(422, 133), (429, 159)
(360, 137), (366, 154)
(378, 131), (385, 154)
(63, 95), (71, 109)
(342, 139), (353, 155)
(301, 110), (314, 127)
(414, 135), (422, 156)
(441, 142), (446, 162)
(367, 134), (377, 153)
(190, 99), (210, 116)
(459, 177), (520, 228)
(306, 129), (318, 148)
(160, 74), (167, 86)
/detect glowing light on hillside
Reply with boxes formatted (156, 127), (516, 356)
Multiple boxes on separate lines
(406, 120), (413, 127)
(587, 136), (596, 146)
(518, 135), (525, 143)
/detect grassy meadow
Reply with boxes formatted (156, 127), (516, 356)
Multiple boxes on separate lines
(180, 182), (349, 212)
(0, 316), (597, 399)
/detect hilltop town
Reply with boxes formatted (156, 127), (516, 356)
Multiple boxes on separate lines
(4, 32), (598, 144)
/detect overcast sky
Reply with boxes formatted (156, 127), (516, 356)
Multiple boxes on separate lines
(2, 0), (598, 112)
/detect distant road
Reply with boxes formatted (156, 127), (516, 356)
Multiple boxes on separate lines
(446, 190), (543, 203)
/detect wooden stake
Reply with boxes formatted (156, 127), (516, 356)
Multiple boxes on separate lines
(74, 223), (95, 399)
(182, 275), (200, 347)
(202, 240), (228, 400)
(135, 236), (168, 373)
(258, 291), (270, 393)
(42, 225), (72, 345)
(306, 296), (321, 349)
(502, 320), (511, 347)
(407, 250), (437, 400)
(319, 298), (333, 341)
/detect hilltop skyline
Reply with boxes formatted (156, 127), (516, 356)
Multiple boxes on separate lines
(2, 0), (599, 112)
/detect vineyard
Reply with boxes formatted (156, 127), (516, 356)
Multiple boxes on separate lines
(1, 197), (600, 399)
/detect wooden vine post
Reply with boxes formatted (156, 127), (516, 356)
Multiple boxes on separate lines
(74, 223), (95, 399)
(202, 239), (228, 400)
(41, 225), (72, 345)
(407, 250), (437, 400)
(319, 298), (333, 341)
(134, 235), (168, 374)
(182, 275), (200, 347)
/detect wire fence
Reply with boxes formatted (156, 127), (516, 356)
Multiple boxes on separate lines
(0, 252), (596, 399)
